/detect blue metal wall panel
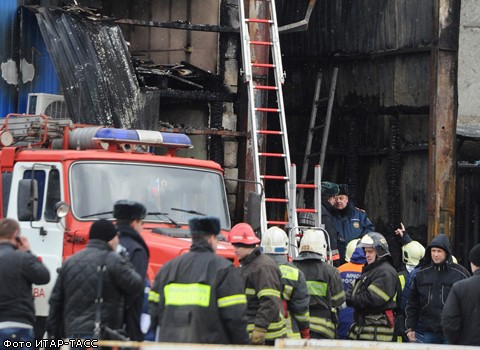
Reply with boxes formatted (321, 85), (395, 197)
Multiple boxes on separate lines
(0, 0), (19, 117)
(18, 7), (61, 113)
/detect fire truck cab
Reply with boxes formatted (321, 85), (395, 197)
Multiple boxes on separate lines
(0, 114), (236, 322)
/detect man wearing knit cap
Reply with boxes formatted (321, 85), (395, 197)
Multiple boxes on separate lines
(331, 184), (374, 264)
(149, 217), (249, 344)
(319, 181), (342, 265)
(441, 243), (480, 345)
(47, 219), (143, 340)
(113, 199), (149, 341)
(405, 234), (470, 344)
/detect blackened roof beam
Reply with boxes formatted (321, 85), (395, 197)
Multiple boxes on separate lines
(115, 18), (239, 33)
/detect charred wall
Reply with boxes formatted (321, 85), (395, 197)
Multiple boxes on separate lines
(278, 0), (433, 265)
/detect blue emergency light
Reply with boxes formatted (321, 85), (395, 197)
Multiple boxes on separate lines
(94, 128), (192, 149)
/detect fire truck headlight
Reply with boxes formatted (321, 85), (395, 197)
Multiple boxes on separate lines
(55, 201), (70, 220)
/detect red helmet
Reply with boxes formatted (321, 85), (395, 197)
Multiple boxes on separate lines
(228, 223), (260, 245)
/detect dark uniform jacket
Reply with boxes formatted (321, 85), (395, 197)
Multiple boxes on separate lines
(405, 234), (470, 334)
(117, 224), (150, 340)
(0, 243), (50, 325)
(441, 269), (480, 346)
(47, 239), (143, 338)
(239, 247), (287, 340)
(269, 255), (310, 338)
(149, 240), (249, 344)
(321, 200), (342, 264)
(332, 202), (374, 262)
(294, 252), (345, 339)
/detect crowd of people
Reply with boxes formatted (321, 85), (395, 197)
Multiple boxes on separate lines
(1, 190), (480, 348)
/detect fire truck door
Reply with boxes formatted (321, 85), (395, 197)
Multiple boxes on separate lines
(8, 162), (65, 317)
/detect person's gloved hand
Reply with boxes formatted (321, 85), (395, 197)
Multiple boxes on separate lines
(300, 327), (310, 339)
(250, 327), (267, 345)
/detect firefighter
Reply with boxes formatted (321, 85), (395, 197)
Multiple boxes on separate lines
(346, 232), (399, 342)
(337, 238), (366, 339)
(148, 217), (248, 344)
(228, 223), (287, 345)
(293, 229), (345, 339)
(261, 226), (310, 339)
(113, 200), (149, 341)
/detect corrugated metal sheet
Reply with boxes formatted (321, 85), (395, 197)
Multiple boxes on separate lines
(29, 6), (152, 128)
(0, 0), (19, 117)
(277, 0), (432, 57)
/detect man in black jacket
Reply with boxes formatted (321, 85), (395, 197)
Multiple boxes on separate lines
(0, 218), (50, 349)
(149, 217), (249, 344)
(47, 219), (143, 340)
(441, 243), (480, 346)
(405, 234), (470, 344)
(113, 200), (149, 341)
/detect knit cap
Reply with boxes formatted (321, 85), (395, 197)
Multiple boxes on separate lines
(89, 219), (117, 242)
(469, 243), (480, 267)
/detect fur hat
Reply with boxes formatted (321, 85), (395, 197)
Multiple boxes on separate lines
(113, 200), (146, 220)
(469, 243), (480, 267)
(89, 219), (117, 242)
(338, 184), (349, 196)
(189, 217), (220, 236)
(321, 182), (339, 197)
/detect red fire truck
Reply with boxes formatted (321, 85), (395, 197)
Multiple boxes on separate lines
(0, 114), (237, 324)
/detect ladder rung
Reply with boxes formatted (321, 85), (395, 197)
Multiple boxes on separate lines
(250, 40), (273, 46)
(297, 184), (316, 189)
(310, 123), (325, 131)
(261, 175), (288, 180)
(266, 198), (288, 203)
(246, 18), (273, 24)
(252, 63), (275, 68)
(259, 152), (285, 158)
(296, 208), (317, 213)
(268, 220), (289, 225)
(258, 130), (283, 135)
(255, 107), (280, 113)
(254, 85), (278, 90)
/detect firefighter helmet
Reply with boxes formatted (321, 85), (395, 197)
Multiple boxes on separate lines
(228, 223), (260, 245)
(402, 240), (425, 266)
(345, 238), (360, 262)
(261, 226), (288, 254)
(299, 229), (328, 259)
(358, 232), (390, 258)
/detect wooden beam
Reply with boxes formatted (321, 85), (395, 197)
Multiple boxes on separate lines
(427, 0), (461, 242)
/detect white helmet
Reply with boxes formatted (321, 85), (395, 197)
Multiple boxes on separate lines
(261, 226), (288, 254)
(299, 229), (328, 259)
(402, 241), (425, 266)
(345, 239), (360, 263)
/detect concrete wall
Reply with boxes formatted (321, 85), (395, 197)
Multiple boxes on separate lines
(458, 0), (480, 124)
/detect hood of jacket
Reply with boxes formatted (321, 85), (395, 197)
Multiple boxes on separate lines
(350, 247), (367, 264)
(421, 233), (452, 266)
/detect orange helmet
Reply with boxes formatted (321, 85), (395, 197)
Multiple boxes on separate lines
(228, 223), (260, 245)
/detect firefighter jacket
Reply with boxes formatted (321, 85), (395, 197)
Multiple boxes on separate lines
(441, 269), (480, 346)
(148, 239), (249, 344)
(47, 239), (143, 338)
(239, 247), (287, 340)
(293, 252), (345, 339)
(269, 255), (310, 338)
(337, 247), (365, 339)
(405, 234), (470, 334)
(117, 224), (150, 341)
(331, 201), (374, 262)
(0, 242), (50, 326)
(346, 256), (398, 342)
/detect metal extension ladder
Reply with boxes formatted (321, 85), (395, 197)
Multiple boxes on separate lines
(238, 0), (297, 235)
(297, 68), (338, 208)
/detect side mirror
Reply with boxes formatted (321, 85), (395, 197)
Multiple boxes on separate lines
(54, 201), (70, 221)
(18, 179), (38, 221)
(246, 191), (262, 233)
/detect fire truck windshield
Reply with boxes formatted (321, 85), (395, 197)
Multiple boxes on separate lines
(70, 162), (230, 229)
